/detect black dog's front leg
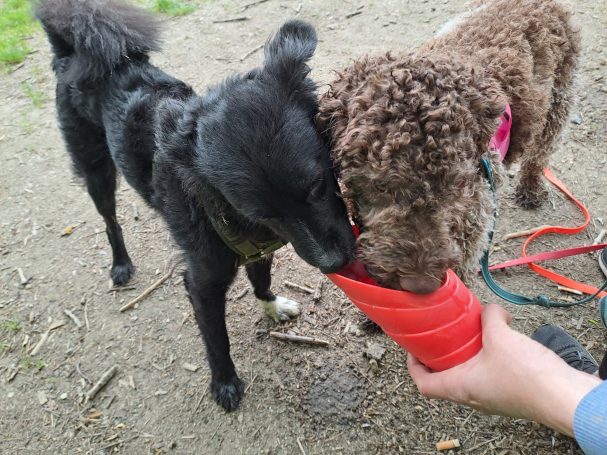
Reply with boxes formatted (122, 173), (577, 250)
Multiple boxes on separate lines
(184, 260), (244, 411)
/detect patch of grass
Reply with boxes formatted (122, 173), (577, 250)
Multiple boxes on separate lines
(150, 0), (196, 16)
(19, 356), (32, 370)
(21, 80), (47, 107)
(35, 359), (45, 371)
(0, 0), (37, 65)
(1, 319), (22, 334)
(18, 116), (35, 134)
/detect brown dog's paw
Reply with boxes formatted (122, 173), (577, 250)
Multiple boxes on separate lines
(514, 184), (547, 209)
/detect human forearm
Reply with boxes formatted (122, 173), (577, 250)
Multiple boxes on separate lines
(530, 363), (602, 437)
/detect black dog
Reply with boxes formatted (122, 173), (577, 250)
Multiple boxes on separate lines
(37, 0), (355, 411)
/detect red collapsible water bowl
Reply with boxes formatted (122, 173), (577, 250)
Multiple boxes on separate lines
(327, 262), (483, 371)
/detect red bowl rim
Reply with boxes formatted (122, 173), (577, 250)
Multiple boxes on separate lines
(327, 268), (459, 308)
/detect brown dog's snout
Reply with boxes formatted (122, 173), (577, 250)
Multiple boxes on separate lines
(398, 275), (442, 294)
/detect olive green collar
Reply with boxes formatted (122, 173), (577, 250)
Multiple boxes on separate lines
(208, 209), (286, 266)
(152, 155), (284, 265)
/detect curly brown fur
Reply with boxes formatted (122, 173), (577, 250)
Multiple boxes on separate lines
(318, 0), (580, 292)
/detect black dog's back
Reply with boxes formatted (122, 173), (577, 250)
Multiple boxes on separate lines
(37, 0), (194, 204)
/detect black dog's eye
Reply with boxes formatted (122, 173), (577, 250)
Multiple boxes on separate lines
(308, 179), (326, 199)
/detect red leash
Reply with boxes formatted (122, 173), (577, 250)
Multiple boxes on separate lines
(490, 168), (607, 298)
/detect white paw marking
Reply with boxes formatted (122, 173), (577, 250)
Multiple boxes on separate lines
(259, 296), (301, 323)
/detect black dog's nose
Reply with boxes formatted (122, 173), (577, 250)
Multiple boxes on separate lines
(318, 253), (349, 274)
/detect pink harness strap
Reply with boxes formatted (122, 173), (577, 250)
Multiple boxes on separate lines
(489, 104), (512, 161)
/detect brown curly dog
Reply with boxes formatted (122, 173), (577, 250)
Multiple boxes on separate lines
(318, 0), (580, 293)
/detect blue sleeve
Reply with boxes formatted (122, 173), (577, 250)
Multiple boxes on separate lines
(574, 380), (607, 455)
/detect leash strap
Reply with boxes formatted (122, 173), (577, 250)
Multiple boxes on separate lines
(521, 169), (607, 298)
(489, 243), (607, 270)
(479, 158), (607, 307)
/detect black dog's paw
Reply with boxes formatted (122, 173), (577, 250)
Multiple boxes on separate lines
(211, 375), (245, 412)
(111, 261), (135, 286)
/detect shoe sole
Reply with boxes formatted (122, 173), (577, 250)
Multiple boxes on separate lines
(600, 249), (607, 278)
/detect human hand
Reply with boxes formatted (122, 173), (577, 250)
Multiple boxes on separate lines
(407, 304), (602, 436)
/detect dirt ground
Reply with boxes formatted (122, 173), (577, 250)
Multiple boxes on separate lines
(1, 0), (606, 454)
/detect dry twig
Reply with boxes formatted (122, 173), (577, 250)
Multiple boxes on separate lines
(269, 331), (329, 346)
(234, 288), (249, 300)
(241, 0), (269, 10)
(213, 16), (249, 24)
(86, 365), (118, 401)
(296, 437), (307, 455)
(7, 366), (20, 382)
(63, 309), (83, 328)
(503, 225), (550, 241)
(593, 229), (606, 245)
(120, 265), (176, 312)
(558, 285), (583, 296)
(17, 267), (30, 286)
(30, 320), (65, 356)
(240, 43), (264, 61)
(284, 281), (314, 294)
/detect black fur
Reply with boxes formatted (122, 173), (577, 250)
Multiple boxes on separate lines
(37, 0), (355, 411)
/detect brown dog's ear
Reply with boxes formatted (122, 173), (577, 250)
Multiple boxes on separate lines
(463, 78), (507, 155)
(468, 92), (506, 120)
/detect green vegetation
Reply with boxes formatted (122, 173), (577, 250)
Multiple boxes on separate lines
(150, 0), (195, 16)
(21, 80), (47, 107)
(0, 0), (37, 65)
(0, 0), (199, 67)
(1, 319), (22, 334)
(19, 356), (32, 370)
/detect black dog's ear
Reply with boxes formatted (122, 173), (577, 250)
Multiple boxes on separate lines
(263, 20), (317, 84)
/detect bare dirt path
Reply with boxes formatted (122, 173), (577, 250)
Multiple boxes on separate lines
(1, 0), (606, 453)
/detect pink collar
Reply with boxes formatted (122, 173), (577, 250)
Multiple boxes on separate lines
(489, 104), (512, 161)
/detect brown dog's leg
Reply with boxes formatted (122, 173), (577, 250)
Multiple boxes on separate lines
(509, 83), (551, 209)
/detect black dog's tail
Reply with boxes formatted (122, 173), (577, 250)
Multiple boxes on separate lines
(36, 0), (162, 83)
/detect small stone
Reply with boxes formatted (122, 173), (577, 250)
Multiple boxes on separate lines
(59, 392), (68, 400)
(237, 413), (244, 423)
(348, 323), (363, 337)
(364, 342), (386, 361)
(182, 363), (199, 372)
(38, 391), (48, 405)
(570, 113), (583, 125)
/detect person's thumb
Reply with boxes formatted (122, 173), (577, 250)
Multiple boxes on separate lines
(407, 354), (452, 400)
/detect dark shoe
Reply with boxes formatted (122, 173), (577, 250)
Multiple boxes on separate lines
(599, 248), (607, 278)
(600, 296), (607, 331)
(531, 324), (599, 375)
